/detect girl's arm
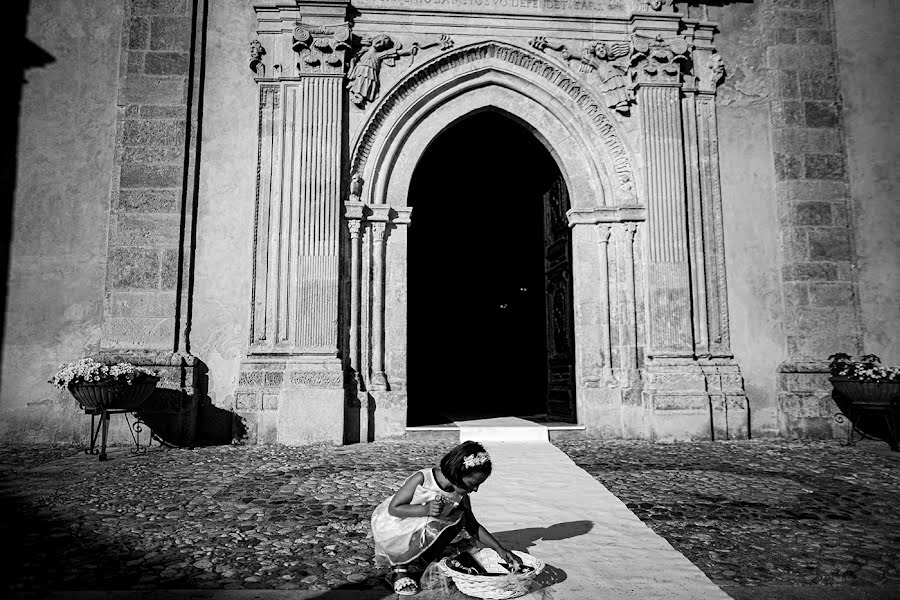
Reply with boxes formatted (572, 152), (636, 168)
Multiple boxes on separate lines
(388, 472), (441, 518)
(463, 498), (524, 569)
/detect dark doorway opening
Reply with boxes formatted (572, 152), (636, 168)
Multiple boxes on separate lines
(407, 111), (568, 425)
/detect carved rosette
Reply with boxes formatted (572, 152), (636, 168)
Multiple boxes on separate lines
(292, 22), (352, 75)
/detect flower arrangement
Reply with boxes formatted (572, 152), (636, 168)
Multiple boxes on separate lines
(49, 357), (158, 390)
(828, 353), (900, 382)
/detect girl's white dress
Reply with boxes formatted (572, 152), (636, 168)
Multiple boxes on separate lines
(371, 467), (467, 567)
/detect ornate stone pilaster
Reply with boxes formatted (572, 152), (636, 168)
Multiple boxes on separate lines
(238, 1), (352, 445)
(631, 27), (693, 357)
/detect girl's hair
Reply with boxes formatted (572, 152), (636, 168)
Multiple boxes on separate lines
(440, 440), (492, 487)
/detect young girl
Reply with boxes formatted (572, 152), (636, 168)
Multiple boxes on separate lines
(371, 440), (523, 595)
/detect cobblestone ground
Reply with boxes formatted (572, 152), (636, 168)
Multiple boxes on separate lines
(1, 439), (898, 594)
(554, 438), (900, 589)
(0, 441), (455, 593)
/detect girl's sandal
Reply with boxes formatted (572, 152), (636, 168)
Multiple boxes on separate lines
(387, 567), (419, 596)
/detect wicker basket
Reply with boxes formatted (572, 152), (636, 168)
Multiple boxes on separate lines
(438, 548), (544, 599)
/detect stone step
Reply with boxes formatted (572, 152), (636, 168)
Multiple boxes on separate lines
(405, 416), (585, 443)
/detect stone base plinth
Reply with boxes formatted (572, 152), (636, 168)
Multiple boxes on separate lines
(637, 358), (747, 442)
(777, 361), (842, 439)
(234, 357), (345, 445)
(371, 390), (408, 439)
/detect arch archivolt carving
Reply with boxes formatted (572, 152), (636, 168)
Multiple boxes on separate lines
(350, 40), (638, 209)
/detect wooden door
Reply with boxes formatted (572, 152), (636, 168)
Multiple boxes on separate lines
(543, 178), (577, 423)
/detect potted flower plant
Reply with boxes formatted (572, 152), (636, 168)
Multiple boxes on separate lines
(50, 357), (160, 411)
(828, 353), (900, 451)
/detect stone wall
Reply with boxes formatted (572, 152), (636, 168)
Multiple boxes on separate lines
(104, 0), (196, 350)
(0, 0), (123, 441)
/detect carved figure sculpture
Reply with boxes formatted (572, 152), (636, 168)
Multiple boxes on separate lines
(349, 171), (363, 202)
(348, 35), (405, 108)
(590, 42), (632, 114)
(249, 39), (266, 76)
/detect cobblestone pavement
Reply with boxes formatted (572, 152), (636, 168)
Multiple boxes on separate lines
(1, 439), (898, 595)
(553, 438), (900, 590)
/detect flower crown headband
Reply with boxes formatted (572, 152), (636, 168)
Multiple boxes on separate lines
(463, 451), (491, 469)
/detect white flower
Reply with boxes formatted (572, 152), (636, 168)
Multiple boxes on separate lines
(463, 452), (490, 469)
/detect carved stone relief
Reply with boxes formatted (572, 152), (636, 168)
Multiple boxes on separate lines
(249, 40), (266, 77)
(292, 22), (353, 75)
(630, 34), (690, 86)
(347, 34), (454, 108)
(530, 37), (633, 114)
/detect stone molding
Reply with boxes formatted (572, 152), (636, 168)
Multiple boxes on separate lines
(350, 40), (635, 201)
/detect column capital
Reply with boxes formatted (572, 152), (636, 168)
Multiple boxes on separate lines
(630, 33), (690, 88)
(344, 201), (366, 221)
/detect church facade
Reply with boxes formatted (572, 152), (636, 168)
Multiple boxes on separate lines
(2, 0), (898, 446)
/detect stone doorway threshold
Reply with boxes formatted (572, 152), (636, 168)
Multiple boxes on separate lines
(406, 415), (584, 442)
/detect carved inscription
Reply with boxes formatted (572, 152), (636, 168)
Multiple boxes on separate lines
(356, 0), (628, 12)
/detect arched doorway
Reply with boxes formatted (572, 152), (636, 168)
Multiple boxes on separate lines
(406, 111), (576, 425)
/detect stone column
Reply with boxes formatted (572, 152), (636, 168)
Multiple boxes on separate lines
(344, 202), (365, 386)
(368, 206), (391, 390)
(597, 224), (615, 382)
(631, 32), (694, 357)
(237, 2), (351, 445)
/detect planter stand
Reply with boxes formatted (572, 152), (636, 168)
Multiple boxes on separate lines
(835, 401), (899, 452)
(84, 408), (154, 461)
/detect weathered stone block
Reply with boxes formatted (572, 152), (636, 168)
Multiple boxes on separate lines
(782, 262), (837, 281)
(150, 17), (192, 52)
(778, 372), (831, 393)
(140, 105), (187, 119)
(776, 180), (848, 202)
(774, 70), (799, 98)
(782, 282), (810, 307)
(774, 152), (804, 180)
(780, 227), (808, 261)
(796, 29), (832, 46)
(804, 102), (840, 128)
(808, 282), (855, 306)
(122, 146), (185, 165)
(145, 52), (190, 75)
(263, 394), (279, 410)
(774, 28), (796, 44)
(799, 70), (838, 100)
(127, 51), (145, 74)
(792, 201), (832, 225)
(160, 248), (180, 289)
(104, 291), (175, 318)
(770, 100), (803, 127)
(773, 9), (826, 30)
(236, 392), (260, 411)
(124, 75), (186, 105)
(804, 153), (845, 180)
(107, 247), (160, 289)
(123, 119), (186, 147)
(808, 228), (851, 261)
(117, 189), (180, 212)
(774, 128), (841, 153)
(110, 213), (181, 246)
(120, 164), (182, 188)
(132, 0), (187, 15)
(101, 316), (174, 349)
(129, 17), (150, 49)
